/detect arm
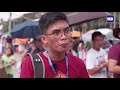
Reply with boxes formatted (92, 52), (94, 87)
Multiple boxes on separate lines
(88, 60), (108, 75)
(87, 64), (105, 75)
(6, 60), (16, 68)
(86, 53), (100, 75)
(108, 45), (120, 74)
(108, 59), (120, 74)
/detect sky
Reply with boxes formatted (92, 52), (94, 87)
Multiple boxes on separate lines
(0, 12), (33, 21)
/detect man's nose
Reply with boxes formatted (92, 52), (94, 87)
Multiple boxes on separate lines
(61, 32), (68, 39)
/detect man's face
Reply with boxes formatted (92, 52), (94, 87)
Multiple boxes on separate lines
(41, 20), (71, 53)
(93, 36), (104, 49)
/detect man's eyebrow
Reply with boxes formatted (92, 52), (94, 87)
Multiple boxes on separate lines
(52, 27), (70, 31)
(64, 27), (69, 30)
(52, 29), (61, 32)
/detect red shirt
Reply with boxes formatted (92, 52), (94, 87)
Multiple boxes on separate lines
(108, 43), (120, 78)
(20, 52), (90, 78)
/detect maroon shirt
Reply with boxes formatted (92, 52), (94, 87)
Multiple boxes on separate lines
(108, 43), (120, 78)
(20, 52), (89, 78)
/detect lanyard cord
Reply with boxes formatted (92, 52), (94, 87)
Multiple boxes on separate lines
(46, 51), (69, 78)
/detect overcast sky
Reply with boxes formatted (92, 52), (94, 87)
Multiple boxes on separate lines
(0, 12), (33, 21)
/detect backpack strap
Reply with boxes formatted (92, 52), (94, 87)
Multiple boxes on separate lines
(27, 53), (45, 78)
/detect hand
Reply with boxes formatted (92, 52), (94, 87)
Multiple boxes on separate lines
(99, 60), (107, 68)
(99, 60), (106, 65)
(102, 62), (108, 67)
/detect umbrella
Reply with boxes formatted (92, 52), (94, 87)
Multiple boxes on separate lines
(67, 12), (111, 25)
(96, 28), (115, 40)
(82, 28), (115, 42)
(96, 28), (112, 35)
(10, 19), (41, 38)
(81, 30), (95, 42)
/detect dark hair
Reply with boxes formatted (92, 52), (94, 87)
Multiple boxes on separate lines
(113, 28), (120, 39)
(92, 31), (104, 41)
(109, 40), (113, 45)
(6, 36), (12, 44)
(73, 40), (84, 53)
(38, 12), (69, 35)
(5, 47), (14, 55)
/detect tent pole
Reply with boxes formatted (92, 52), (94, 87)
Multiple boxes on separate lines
(113, 12), (116, 28)
(119, 12), (120, 27)
(8, 12), (12, 32)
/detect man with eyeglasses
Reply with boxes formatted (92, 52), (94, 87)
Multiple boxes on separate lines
(20, 12), (89, 78)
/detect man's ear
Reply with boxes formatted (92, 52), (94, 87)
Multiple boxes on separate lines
(40, 35), (48, 44)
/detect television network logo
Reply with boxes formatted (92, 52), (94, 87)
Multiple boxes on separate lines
(106, 16), (114, 22)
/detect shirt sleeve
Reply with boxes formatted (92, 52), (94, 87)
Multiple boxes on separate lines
(86, 52), (96, 69)
(20, 56), (34, 78)
(108, 45), (120, 61)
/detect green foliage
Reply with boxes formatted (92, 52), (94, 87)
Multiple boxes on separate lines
(85, 41), (92, 51)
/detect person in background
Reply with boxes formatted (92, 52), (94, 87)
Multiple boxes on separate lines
(1, 47), (16, 78)
(33, 38), (45, 52)
(5, 36), (12, 48)
(1, 37), (6, 53)
(27, 40), (41, 54)
(86, 32), (108, 78)
(108, 28), (120, 78)
(102, 36), (111, 53)
(77, 40), (86, 63)
(71, 30), (80, 43)
(67, 37), (77, 57)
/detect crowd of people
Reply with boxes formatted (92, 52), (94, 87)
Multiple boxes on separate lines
(0, 36), (44, 78)
(0, 12), (120, 78)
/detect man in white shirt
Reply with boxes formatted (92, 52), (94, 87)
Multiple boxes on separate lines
(86, 31), (108, 78)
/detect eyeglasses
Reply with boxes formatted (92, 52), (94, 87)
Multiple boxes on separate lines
(45, 27), (72, 39)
